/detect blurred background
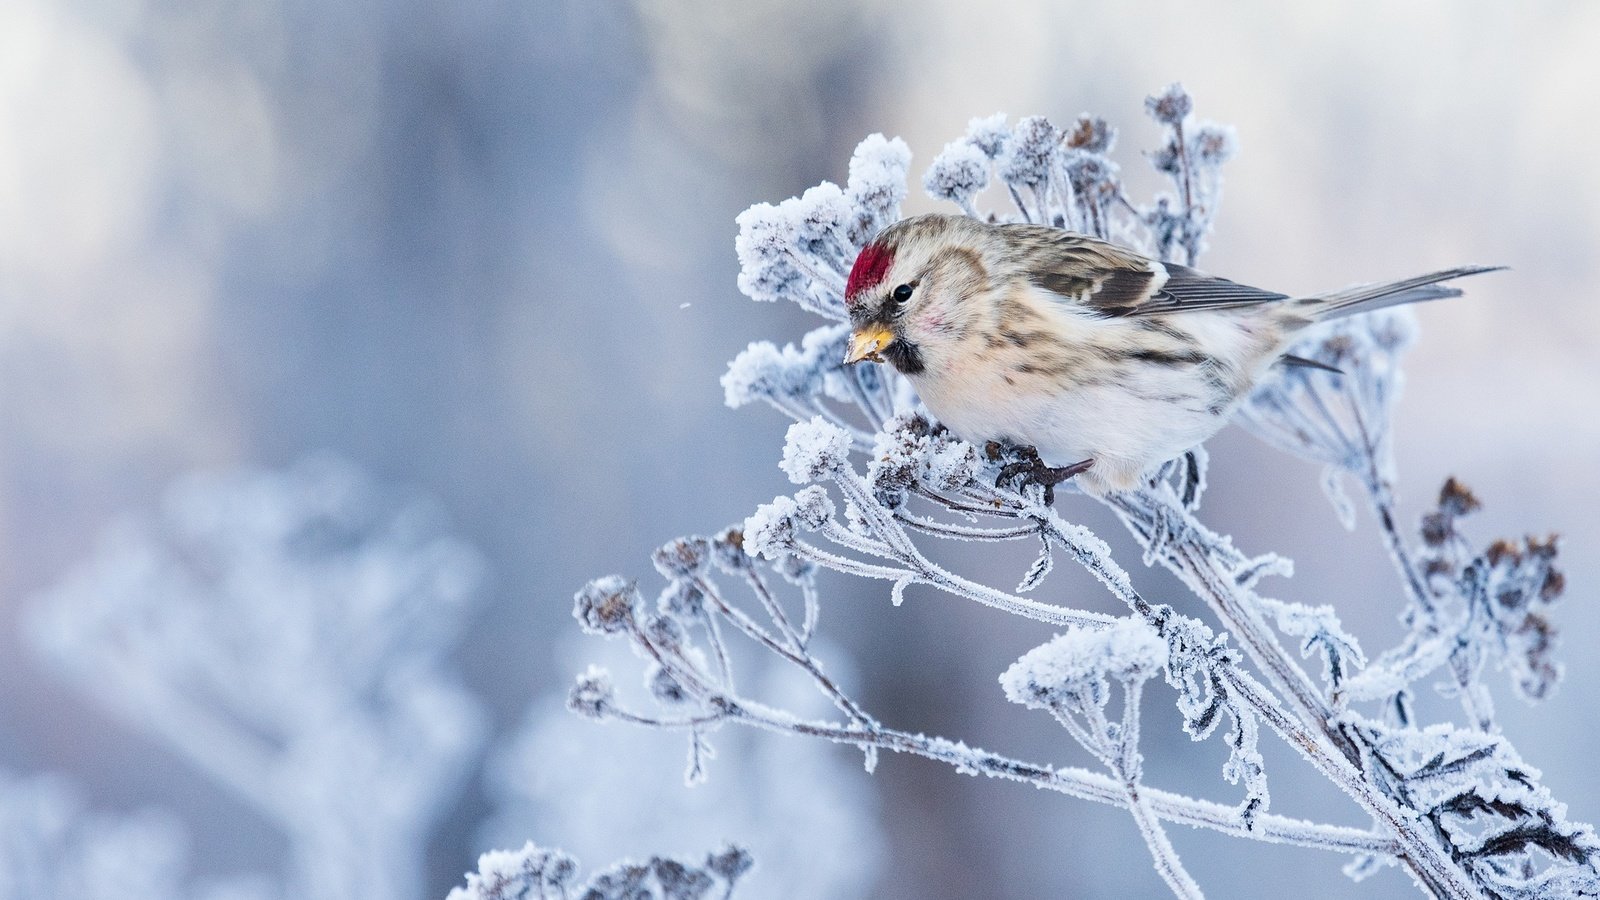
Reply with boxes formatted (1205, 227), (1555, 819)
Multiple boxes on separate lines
(2, 0), (1598, 897)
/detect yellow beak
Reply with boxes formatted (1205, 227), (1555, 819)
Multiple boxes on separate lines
(844, 325), (896, 365)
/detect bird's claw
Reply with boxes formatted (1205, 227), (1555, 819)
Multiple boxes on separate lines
(990, 444), (1094, 504)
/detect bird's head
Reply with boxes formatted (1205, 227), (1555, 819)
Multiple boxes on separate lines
(842, 214), (993, 376)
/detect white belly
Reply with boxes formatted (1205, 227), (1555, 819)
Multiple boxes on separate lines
(907, 308), (1283, 492)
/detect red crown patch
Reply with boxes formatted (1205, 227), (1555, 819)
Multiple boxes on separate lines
(845, 244), (894, 306)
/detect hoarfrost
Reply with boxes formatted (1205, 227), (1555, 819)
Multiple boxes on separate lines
(780, 417), (852, 484)
(568, 87), (1590, 900)
(26, 457), (485, 900)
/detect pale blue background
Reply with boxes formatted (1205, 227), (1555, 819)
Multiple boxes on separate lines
(2, 1), (1598, 896)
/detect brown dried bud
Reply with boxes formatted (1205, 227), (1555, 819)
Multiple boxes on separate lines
(1486, 539), (1521, 568)
(1420, 512), (1452, 548)
(1064, 115), (1115, 154)
(1437, 477), (1482, 517)
(574, 576), (639, 634)
(710, 527), (751, 572)
(1527, 533), (1559, 560)
(1423, 558), (1454, 579)
(1541, 568), (1567, 603)
(652, 536), (710, 579)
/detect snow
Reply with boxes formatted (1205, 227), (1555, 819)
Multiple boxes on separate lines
(575, 92), (1598, 898)
(26, 457), (485, 900)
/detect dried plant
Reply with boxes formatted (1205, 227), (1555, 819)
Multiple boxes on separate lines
(564, 85), (1592, 898)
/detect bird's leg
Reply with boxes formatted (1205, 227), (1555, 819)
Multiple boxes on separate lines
(988, 443), (1095, 504)
(1180, 450), (1203, 510)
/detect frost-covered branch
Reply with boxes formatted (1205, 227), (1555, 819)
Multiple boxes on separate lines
(567, 563), (1393, 859)
(0, 772), (194, 900)
(565, 85), (1594, 899)
(27, 458), (486, 900)
(448, 841), (753, 900)
(1003, 621), (1202, 899)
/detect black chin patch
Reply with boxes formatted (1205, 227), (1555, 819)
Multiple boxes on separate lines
(884, 338), (924, 375)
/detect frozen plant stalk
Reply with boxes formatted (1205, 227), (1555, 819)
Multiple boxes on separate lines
(446, 841), (753, 900)
(28, 457), (487, 900)
(565, 85), (1595, 898)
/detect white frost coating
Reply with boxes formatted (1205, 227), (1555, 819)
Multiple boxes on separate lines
(1190, 122), (1239, 166)
(780, 417), (852, 484)
(921, 438), (979, 490)
(867, 413), (979, 499)
(568, 665), (615, 719)
(922, 140), (990, 210)
(447, 841), (577, 900)
(997, 115), (1059, 190)
(722, 341), (790, 408)
(1144, 82), (1193, 126)
(734, 202), (806, 305)
(964, 112), (1010, 159)
(722, 325), (852, 410)
(845, 133), (911, 241)
(1322, 465), (1357, 530)
(791, 485), (836, 529)
(743, 496), (800, 558)
(1001, 619), (1166, 709)
(0, 770), (206, 900)
(1258, 597), (1366, 688)
(485, 642), (882, 900)
(794, 182), (853, 244)
(590, 96), (1592, 899)
(25, 457), (486, 900)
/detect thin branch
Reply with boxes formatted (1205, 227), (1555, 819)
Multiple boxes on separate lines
(714, 697), (1397, 857)
(1124, 775), (1206, 900)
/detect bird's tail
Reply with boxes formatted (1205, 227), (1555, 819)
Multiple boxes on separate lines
(1303, 265), (1504, 320)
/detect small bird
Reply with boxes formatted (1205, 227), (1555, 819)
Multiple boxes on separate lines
(841, 213), (1499, 496)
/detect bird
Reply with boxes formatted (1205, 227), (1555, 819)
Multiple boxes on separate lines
(840, 212), (1500, 497)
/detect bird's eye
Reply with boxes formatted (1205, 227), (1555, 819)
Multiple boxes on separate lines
(891, 283), (914, 303)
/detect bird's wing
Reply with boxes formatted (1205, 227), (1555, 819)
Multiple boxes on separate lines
(1006, 226), (1288, 317)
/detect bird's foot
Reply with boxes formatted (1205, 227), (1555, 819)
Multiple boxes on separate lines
(987, 443), (1094, 504)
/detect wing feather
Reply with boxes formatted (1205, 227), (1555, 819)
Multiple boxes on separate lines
(1006, 224), (1288, 317)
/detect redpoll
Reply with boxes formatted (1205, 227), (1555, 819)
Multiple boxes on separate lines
(842, 213), (1499, 496)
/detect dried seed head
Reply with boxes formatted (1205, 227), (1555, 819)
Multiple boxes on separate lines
(710, 527), (751, 572)
(1486, 539), (1521, 568)
(1145, 83), (1193, 126)
(568, 665), (614, 718)
(705, 845), (755, 883)
(1420, 512), (1452, 548)
(573, 576), (638, 635)
(1064, 115), (1115, 154)
(1438, 477), (1482, 517)
(652, 536), (711, 579)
